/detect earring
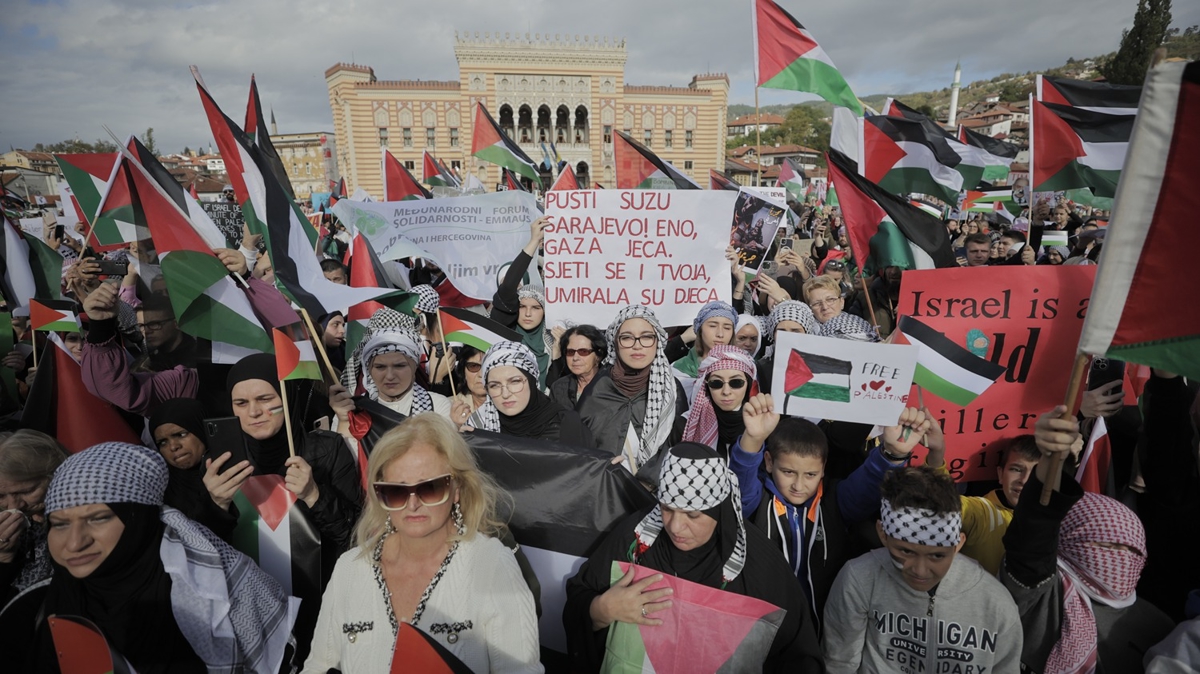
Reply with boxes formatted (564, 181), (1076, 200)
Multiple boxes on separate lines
(452, 502), (465, 535)
(384, 516), (396, 534)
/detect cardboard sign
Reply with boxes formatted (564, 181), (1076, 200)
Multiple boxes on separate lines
(201, 201), (245, 248)
(333, 190), (539, 301)
(772, 332), (918, 426)
(731, 189), (787, 282)
(543, 190), (734, 329)
(895, 266), (1097, 481)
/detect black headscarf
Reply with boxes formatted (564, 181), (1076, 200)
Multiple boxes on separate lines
(708, 386), (749, 462)
(148, 398), (222, 534)
(226, 353), (291, 475)
(498, 371), (571, 441)
(40, 503), (203, 673)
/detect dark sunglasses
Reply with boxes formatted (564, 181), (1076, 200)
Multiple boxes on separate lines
(464, 362), (482, 373)
(706, 377), (748, 390)
(373, 475), (452, 511)
(565, 348), (594, 358)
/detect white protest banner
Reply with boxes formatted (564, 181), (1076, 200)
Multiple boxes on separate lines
(543, 190), (734, 328)
(19, 218), (45, 241)
(771, 332), (917, 426)
(332, 190), (539, 301)
(746, 186), (787, 208)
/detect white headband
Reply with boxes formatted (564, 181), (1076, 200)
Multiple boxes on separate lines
(880, 498), (962, 548)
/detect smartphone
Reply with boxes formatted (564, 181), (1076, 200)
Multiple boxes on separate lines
(761, 261), (779, 276)
(1087, 357), (1125, 396)
(95, 260), (129, 277)
(53, 224), (65, 240)
(780, 237), (794, 250)
(204, 417), (251, 474)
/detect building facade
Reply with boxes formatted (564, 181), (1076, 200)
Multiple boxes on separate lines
(270, 131), (340, 200)
(326, 32), (729, 197)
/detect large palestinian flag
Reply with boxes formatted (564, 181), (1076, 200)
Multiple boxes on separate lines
(471, 102), (541, 182)
(53, 152), (118, 249)
(1037, 75), (1142, 114)
(439, 307), (521, 351)
(862, 115), (964, 202)
(1077, 61), (1200, 381)
(1031, 99), (1135, 198)
(881, 98), (1002, 190)
(1, 214), (62, 310)
(245, 74), (296, 201)
(752, 0), (862, 115)
(602, 562), (785, 674)
(895, 315), (1005, 407)
(382, 148), (432, 201)
(614, 131), (700, 190)
(958, 125), (1019, 183)
(827, 149), (958, 273)
(126, 135), (226, 249)
(784, 349), (852, 403)
(232, 474), (322, 600)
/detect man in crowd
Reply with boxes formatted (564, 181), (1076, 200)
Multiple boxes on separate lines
(963, 233), (992, 267)
(134, 293), (198, 371)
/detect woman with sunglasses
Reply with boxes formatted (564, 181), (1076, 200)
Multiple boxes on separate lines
(577, 306), (688, 479)
(670, 301), (737, 404)
(468, 341), (594, 448)
(549, 325), (607, 410)
(448, 345), (488, 425)
(681, 345), (758, 462)
(303, 414), (542, 674)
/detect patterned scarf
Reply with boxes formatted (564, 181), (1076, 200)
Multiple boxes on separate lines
(604, 305), (677, 469)
(516, 286), (554, 385)
(735, 314), (763, 358)
(341, 308), (419, 396)
(818, 312), (879, 342)
(766, 300), (819, 337)
(473, 341), (540, 433)
(681, 345), (757, 450)
(880, 498), (963, 547)
(411, 284), (440, 315)
(633, 444), (747, 585)
(1045, 493), (1146, 674)
(358, 328), (434, 414)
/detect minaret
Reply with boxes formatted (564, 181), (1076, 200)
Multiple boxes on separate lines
(270, 108), (278, 135)
(948, 61), (962, 127)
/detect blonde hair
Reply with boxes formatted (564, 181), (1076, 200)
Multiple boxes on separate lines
(353, 413), (508, 556)
(0, 430), (69, 483)
(803, 275), (842, 304)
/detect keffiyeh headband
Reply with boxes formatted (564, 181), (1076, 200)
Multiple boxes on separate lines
(634, 445), (748, 584)
(879, 498), (962, 548)
(412, 284), (441, 315)
(604, 305), (677, 467)
(681, 345), (758, 449)
(766, 300), (819, 337)
(45, 442), (168, 513)
(474, 341), (541, 432)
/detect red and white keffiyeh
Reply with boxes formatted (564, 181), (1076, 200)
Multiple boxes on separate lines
(681, 345), (757, 449)
(1045, 492), (1146, 674)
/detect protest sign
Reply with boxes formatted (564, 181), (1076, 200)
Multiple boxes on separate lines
(772, 332), (917, 426)
(332, 190), (538, 301)
(543, 190), (734, 329)
(19, 218), (45, 241)
(201, 201), (245, 248)
(731, 189), (787, 282)
(895, 266), (1097, 481)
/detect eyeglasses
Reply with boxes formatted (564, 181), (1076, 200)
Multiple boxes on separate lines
(486, 376), (526, 396)
(706, 377), (748, 391)
(137, 319), (173, 333)
(373, 475), (453, 511)
(809, 298), (841, 309)
(464, 362), (482, 373)
(565, 348), (594, 358)
(617, 333), (657, 348)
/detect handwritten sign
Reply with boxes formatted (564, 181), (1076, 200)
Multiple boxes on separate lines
(201, 202), (245, 248)
(543, 190), (734, 328)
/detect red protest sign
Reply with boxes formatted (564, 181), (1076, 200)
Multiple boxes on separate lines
(896, 266), (1096, 481)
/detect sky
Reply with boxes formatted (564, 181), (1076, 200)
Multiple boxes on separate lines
(2, 0), (1196, 154)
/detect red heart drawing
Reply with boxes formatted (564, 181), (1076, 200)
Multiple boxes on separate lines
(861, 383), (868, 391)
(869, 380), (886, 391)
(885, 386), (892, 393)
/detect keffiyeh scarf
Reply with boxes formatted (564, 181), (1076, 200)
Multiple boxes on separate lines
(880, 498), (962, 548)
(819, 312), (879, 342)
(681, 345), (757, 450)
(472, 341), (540, 433)
(411, 284), (440, 315)
(604, 306), (677, 469)
(766, 300), (819, 337)
(341, 308), (419, 396)
(358, 327), (434, 413)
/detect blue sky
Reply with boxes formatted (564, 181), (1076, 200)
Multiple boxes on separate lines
(1, 0), (1195, 152)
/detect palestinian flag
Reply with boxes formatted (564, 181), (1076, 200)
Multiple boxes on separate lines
(382, 148), (432, 201)
(273, 325), (321, 381)
(1041, 230), (1069, 247)
(909, 199), (942, 219)
(803, 182), (815, 203)
(752, 0), (862, 115)
(881, 98), (1002, 191)
(614, 131), (700, 190)
(189, 182), (200, 200)
(245, 74), (296, 201)
(550, 164), (580, 191)
(961, 187), (1016, 214)
(958, 125), (1019, 183)
(126, 136), (225, 249)
(195, 68), (390, 320)
(437, 157), (463, 189)
(1076, 61), (1200, 381)
(88, 136), (154, 249)
(776, 158), (806, 200)
(824, 181), (839, 207)
(439, 307), (521, 351)
(827, 149), (958, 274)
(1075, 416), (1111, 495)
(894, 315), (1005, 407)
(328, 177), (347, 209)
(391, 624), (474, 674)
(98, 153), (275, 353)
(784, 349), (852, 403)
(20, 335), (141, 452)
(592, 181), (605, 189)
(502, 167), (529, 192)
(604, 562), (785, 673)
(1, 214), (62, 309)
(471, 102), (541, 182)
(1038, 75), (1142, 114)
(30, 299), (80, 332)
(348, 400), (656, 653)
(48, 616), (136, 674)
(1031, 99), (1135, 199)
(52, 153), (117, 235)
(710, 169), (741, 191)
(344, 233), (417, 357)
(863, 115), (964, 203)
(0, 311), (17, 412)
(423, 151), (457, 188)
(231, 474), (321, 618)
(883, 98), (954, 139)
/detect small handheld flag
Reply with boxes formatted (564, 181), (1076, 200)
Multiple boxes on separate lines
(273, 325), (321, 381)
(30, 299), (80, 333)
(895, 315), (1006, 407)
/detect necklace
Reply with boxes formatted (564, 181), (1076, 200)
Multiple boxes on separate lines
(372, 532), (459, 635)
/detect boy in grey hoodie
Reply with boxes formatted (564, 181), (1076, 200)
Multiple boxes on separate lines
(823, 465), (1023, 673)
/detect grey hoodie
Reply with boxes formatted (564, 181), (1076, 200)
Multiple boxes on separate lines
(823, 547), (1023, 674)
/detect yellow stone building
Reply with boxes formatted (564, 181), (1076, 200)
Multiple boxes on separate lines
(325, 32), (729, 196)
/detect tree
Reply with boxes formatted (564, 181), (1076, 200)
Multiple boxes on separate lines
(31, 139), (117, 153)
(141, 127), (159, 156)
(1101, 0), (1173, 85)
(181, 146), (191, 156)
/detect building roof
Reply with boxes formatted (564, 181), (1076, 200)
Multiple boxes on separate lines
(623, 84), (708, 96)
(959, 118), (992, 129)
(729, 143), (818, 158)
(725, 157), (763, 173)
(728, 113), (785, 127)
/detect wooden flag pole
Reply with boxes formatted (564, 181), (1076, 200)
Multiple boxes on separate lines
(434, 310), (457, 398)
(857, 273), (881, 330)
(31, 333), (38, 372)
(299, 308), (340, 384)
(279, 380), (297, 458)
(1039, 352), (1091, 505)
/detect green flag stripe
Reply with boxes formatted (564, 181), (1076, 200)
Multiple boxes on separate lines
(27, 236), (64, 300)
(912, 363), (980, 407)
(475, 144), (541, 182)
(787, 382), (851, 402)
(761, 58), (862, 115)
(284, 361), (322, 381)
(231, 490), (260, 562)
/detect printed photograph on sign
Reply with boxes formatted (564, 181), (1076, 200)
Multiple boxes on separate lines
(771, 332), (917, 426)
(730, 189), (786, 282)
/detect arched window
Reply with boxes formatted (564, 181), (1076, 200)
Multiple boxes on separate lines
(374, 108), (389, 127)
(574, 105), (589, 144)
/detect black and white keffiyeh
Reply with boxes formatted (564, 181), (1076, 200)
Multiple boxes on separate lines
(766, 300), (819, 337)
(358, 327), (434, 413)
(633, 444), (748, 585)
(45, 441), (168, 512)
(818, 312), (879, 342)
(604, 305), (677, 468)
(340, 308), (419, 396)
(411, 284), (441, 315)
(472, 340), (540, 432)
(880, 497), (963, 548)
